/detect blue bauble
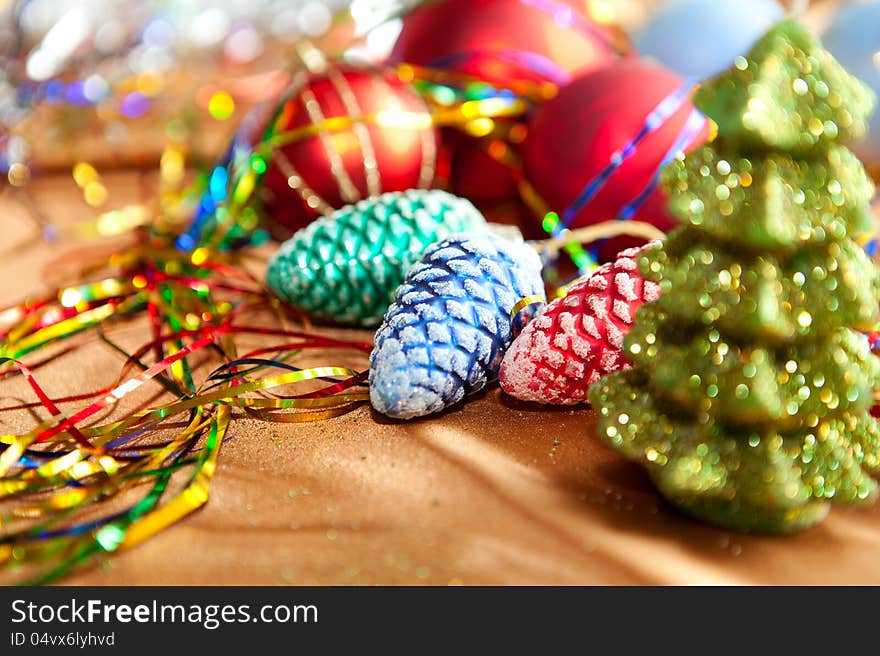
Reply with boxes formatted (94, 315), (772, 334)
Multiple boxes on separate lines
(823, 1), (880, 165)
(635, 0), (785, 80)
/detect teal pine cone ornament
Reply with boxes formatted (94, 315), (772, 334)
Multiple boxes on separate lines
(588, 21), (880, 533)
(265, 189), (489, 326)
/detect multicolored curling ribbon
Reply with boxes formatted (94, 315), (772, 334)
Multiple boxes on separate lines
(265, 189), (489, 327)
(370, 232), (545, 420)
(500, 243), (661, 405)
(0, 245), (375, 585)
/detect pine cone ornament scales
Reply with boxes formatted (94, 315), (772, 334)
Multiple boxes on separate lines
(500, 244), (661, 405)
(266, 189), (487, 326)
(370, 232), (545, 419)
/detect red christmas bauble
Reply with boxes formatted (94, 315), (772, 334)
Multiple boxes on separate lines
(522, 59), (709, 259)
(388, 0), (620, 87)
(449, 142), (546, 239)
(432, 127), (538, 237)
(448, 132), (519, 204)
(259, 66), (438, 237)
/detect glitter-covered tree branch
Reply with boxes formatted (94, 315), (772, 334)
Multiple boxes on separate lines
(589, 20), (880, 533)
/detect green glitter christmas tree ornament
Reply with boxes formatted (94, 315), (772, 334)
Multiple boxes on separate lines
(588, 20), (880, 533)
(266, 189), (489, 326)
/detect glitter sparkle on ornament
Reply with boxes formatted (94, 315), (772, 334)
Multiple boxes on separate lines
(265, 189), (489, 326)
(370, 232), (545, 420)
(589, 20), (880, 534)
(500, 243), (661, 405)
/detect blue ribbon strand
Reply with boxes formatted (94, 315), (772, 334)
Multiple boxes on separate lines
(554, 79), (697, 236)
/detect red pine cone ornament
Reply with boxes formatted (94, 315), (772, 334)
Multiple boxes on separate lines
(499, 243), (661, 405)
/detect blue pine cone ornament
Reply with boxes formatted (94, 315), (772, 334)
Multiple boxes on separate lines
(370, 232), (545, 419)
(265, 189), (488, 326)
